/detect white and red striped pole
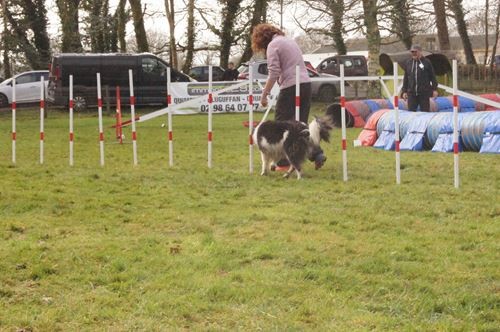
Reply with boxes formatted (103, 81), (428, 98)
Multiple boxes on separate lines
(167, 67), (173, 167)
(97, 73), (105, 166)
(116, 86), (123, 144)
(295, 65), (300, 121)
(248, 64), (254, 173)
(208, 65), (213, 168)
(393, 62), (401, 185)
(340, 64), (348, 181)
(39, 76), (45, 164)
(12, 78), (16, 164)
(69, 75), (74, 166)
(452, 59), (459, 188)
(128, 69), (138, 165)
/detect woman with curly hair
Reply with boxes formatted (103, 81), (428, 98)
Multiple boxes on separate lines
(251, 23), (326, 170)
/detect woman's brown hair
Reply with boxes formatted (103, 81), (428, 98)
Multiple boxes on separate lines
(251, 23), (285, 54)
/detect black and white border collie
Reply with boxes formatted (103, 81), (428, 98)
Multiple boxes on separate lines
(252, 116), (333, 179)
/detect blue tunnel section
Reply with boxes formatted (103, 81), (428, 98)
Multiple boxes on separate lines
(370, 110), (500, 153)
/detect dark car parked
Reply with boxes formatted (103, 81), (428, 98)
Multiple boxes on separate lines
(316, 55), (368, 77)
(188, 66), (225, 82)
(47, 53), (192, 111)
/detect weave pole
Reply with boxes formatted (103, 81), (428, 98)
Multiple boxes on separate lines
(69, 75), (74, 166)
(393, 62), (401, 185)
(248, 64), (254, 173)
(128, 69), (138, 165)
(116, 86), (123, 144)
(12, 78), (16, 164)
(97, 73), (105, 166)
(295, 65), (300, 121)
(452, 60), (459, 188)
(167, 67), (173, 167)
(208, 65), (213, 168)
(340, 64), (348, 181)
(39, 76), (45, 164)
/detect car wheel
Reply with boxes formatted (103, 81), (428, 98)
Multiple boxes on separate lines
(318, 85), (337, 102)
(73, 96), (87, 112)
(0, 93), (8, 108)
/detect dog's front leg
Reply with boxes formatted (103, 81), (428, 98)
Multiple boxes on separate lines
(260, 152), (269, 176)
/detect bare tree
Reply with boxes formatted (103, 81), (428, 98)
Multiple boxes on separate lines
(362, 0), (381, 97)
(484, 0), (489, 65)
(164, 0), (178, 68)
(449, 0), (476, 64)
(128, 0), (149, 52)
(295, 0), (349, 55)
(433, 0), (450, 50)
(489, 0), (500, 67)
(113, 0), (128, 52)
(388, 0), (412, 49)
(197, 0), (246, 68)
(181, 0), (196, 73)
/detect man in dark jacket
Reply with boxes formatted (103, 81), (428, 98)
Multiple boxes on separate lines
(401, 44), (438, 112)
(222, 62), (239, 81)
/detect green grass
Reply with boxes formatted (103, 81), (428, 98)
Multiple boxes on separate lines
(0, 105), (499, 330)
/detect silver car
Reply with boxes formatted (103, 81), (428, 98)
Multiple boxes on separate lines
(237, 60), (352, 102)
(0, 70), (49, 108)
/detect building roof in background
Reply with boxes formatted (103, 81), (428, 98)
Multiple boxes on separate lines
(312, 34), (499, 54)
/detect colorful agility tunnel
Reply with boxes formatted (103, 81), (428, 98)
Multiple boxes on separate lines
(359, 110), (500, 153)
(336, 94), (500, 128)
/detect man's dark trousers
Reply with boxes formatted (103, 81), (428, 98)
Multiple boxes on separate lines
(408, 93), (431, 112)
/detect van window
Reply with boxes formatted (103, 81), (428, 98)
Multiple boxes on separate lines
(343, 59), (353, 68)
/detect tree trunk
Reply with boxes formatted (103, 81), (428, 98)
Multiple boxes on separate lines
(182, 0), (195, 73)
(329, 0), (346, 54)
(391, 0), (412, 49)
(164, 0), (178, 68)
(433, 0), (450, 50)
(362, 0), (381, 98)
(4, 2), (43, 68)
(484, 0), (489, 65)
(26, 0), (51, 68)
(56, 0), (83, 52)
(113, 0), (127, 52)
(449, 0), (476, 64)
(128, 0), (149, 52)
(240, 0), (267, 64)
(2, 0), (11, 78)
(489, 0), (500, 67)
(219, 0), (243, 68)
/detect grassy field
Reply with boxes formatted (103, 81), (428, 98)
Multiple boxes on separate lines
(0, 105), (498, 331)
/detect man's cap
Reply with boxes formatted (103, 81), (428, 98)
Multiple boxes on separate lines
(410, 44), (422, 52)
